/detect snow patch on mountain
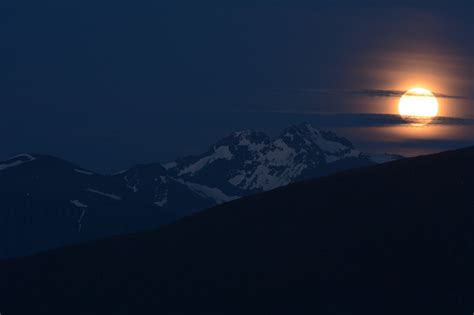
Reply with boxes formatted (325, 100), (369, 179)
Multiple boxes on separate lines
(86, 189), (122, 201)
(70, 200), (88, 232)
(154, 196), (168, 207)
(236, 131), (267, 152)
(74, 169), (94, 175)
(114, 169), (129, 175)
(154, 181), (168, 207)
(306, 127), (347, 154)
(267, 139), (297, 165)
(124, 175), (139, 193)
(176, 179), (239, 204)
(325, 149), (360, 163)
(162, 161), (177, 170)
(77, 209), (86, 232)
(0, 154), (36, 171)
(70, 200), (88, 208)
(178, 145), (233, 176)
(241, 162), (308, 191)
(228, 173), (246, 186)
(9, 154), (36, 160)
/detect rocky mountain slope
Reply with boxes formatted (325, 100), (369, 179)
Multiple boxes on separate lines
(164, 123), (400, 195)
(0, 154), (215, 258)
(0, 123), (400, 258)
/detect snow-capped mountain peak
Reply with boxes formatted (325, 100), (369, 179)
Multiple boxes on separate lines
(165, 123), (400, 193)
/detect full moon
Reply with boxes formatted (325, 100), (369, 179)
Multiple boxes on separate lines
(398, 88), (439, 126)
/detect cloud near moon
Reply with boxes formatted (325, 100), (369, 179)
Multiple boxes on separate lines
(245, 110), (474, 128)
(294, 88), (470, 100)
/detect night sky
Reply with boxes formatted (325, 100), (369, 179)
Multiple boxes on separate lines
(1, 1), (473, 172)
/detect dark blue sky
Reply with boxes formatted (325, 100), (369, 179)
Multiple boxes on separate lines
(1, 1), (473, 172)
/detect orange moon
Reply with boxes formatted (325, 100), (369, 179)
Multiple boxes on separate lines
(398, 88), (439, 126)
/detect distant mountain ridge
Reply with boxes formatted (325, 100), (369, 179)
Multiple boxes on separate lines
(164, 123), (400, 195)
(0, 123), (401, 258)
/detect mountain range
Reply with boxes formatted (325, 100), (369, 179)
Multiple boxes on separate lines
(0, 123), (400, 258)
(1, 145), (473, 315)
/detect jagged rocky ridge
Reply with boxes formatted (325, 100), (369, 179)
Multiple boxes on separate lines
(0, 123), (401, 258)
(164, 123), (400, 195)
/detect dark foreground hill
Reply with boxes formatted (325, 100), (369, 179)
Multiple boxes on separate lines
(1, 146), (474, 315)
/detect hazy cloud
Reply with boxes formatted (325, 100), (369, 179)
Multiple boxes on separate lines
(249, 110), (474, 127)
(294, 88), (470, 100)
